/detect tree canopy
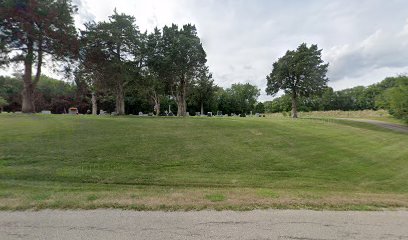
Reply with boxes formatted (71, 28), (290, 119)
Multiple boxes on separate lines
(80, 10), (143, 115)
(266, 43), (329, 118)
(1, 4), (406, 122)
(0, 0), (78, 112)
(159, 24), (208, 116)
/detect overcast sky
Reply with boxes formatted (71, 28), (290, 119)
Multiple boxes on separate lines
(3, 0), (408, 101)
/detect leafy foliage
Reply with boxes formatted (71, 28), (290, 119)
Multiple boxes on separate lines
(216, 83), (260, 114)
(0, 0), (78, 112)
(266, 43), (329, 117)
(0, 96), (8, 111)
(265, 75), (408, 120)
(80, 10), (143, 115)
(159, 24), (208, 116)
(381, 77), (408, 122)
(188, 68), (217, 115)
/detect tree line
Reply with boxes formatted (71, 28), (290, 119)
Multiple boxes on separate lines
(0, 74), (262, 115)
(264, 75), (408, 122)
(0, 1), (264, 116)
(0, 0), (406, 122)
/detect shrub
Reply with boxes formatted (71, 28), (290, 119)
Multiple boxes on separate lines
(384, 83), (408, 123)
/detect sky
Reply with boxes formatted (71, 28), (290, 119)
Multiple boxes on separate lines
(3, 0), (408, 101)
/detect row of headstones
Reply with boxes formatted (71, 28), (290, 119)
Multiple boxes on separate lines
(133, 112), (265, 117)
(197, 112), (265, 117)
(33, 109), (265, 117)
(100, 111), (266, 117)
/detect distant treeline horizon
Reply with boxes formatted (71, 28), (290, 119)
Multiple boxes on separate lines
(1, 74), (406, 119)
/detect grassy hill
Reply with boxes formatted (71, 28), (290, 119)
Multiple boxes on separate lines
(0, 114), (407, 210)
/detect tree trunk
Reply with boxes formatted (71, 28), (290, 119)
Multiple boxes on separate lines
(21, 39), (35, 113)
(176, 78), (187, 117)
(115, 83), (125, 115)
(200, 101), (204, 116)
(155, 102), (160, 116)
(91, 92), (97, 115)
(154, 98), (160, 116)
(291, 93), (298, 118)
(176, 95), (187, 116)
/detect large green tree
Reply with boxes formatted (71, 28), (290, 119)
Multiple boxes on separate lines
(190, 67), (216, 115)
(216, 83), (260, 114)
(142, 28), (167, 116)
(160, 24), (207, 116)
(230, 83), (260, 114)
(266, 43), (329, 118)
(381, 77), (408, 122)
(80, 10), (143, 115)
(0, 0), (78, 113)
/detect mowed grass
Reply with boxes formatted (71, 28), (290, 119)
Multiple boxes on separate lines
(0, 114), (407, 210)
(269, 109), (407, 125)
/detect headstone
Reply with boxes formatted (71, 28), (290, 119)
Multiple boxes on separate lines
(217, 111), (223, 116)
(68, 107), (78, 115)
(138, 112), (144, 116)
(224, 114), (228, 117)
(41, 110), (51, 114)
(207, 112), (213, 117)
(186, 112), (190, 116)
(255, 113), (260, 117)
(196, 112), (201, 116)
(99, 110), (107, 115)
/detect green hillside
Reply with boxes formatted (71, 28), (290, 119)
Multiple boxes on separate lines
(1, 114), (407, 210)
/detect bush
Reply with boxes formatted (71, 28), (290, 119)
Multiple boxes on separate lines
(384, 83), (408, 123)
(240, 113), (246, 117)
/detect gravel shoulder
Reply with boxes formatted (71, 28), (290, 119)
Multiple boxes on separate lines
(1, 210), (408, 240)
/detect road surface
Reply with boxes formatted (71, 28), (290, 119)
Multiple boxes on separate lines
(337, 118), (408, 133)
(1, 210), (408, 240)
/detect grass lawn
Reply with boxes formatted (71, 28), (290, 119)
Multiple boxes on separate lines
(0, 114), (407, 210)
(289, 110), (406, 125)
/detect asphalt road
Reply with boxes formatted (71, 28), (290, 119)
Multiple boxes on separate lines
(1, 210), (408, 240)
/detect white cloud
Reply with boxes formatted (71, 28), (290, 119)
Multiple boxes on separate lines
(325, 21), (408, 87)
(2, 0), (408, 102)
